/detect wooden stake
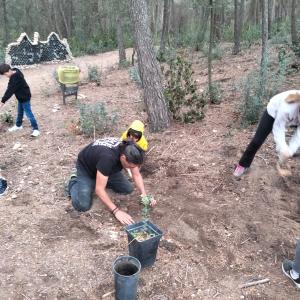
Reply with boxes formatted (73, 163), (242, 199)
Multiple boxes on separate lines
(239, 278), (270, 289)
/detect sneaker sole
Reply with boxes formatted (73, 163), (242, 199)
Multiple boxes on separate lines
(0, 186), (8, 197)
(282, 263), (300, 288)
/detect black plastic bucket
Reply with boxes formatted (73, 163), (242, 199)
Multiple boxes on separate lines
(125, 220), (163, 268)
(113, 255), (141, 300)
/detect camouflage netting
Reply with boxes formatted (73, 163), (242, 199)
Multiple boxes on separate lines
(5, 32), (73, 66)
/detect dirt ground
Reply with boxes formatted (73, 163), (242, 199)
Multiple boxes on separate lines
(1, 46), (300, 300)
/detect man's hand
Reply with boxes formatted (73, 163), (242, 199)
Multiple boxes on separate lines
(0, 102), (4, 110)
(150, 198), (157, 207)
(114, 209), (134, 225)
(279, 149), (291, 164)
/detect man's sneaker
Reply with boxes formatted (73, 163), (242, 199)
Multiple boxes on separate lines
(0, 178), (8, 197)
(282, 259), (300, 288)
(64, 180), (71, 197)
(64, 168), (77, 197)
(31, 130), (40, 137)
(8, 125), (23, 132)
(233, 164), (248, 177)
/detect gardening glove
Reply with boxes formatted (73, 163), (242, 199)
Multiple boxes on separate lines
(114, 209), (134, 225)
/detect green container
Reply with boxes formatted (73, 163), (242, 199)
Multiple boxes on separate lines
(57, 66), (80, 84)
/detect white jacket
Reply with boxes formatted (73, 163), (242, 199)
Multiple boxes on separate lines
(267, 90), (300, 156)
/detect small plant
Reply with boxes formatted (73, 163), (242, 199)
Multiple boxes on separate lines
(129, 65), (142, 86)
(201, 43), (224, 60)
(163, 55), (206, 123)
(206, 83), (222, 104)
(119, 60), (131, 68)
(79, 102), (118, 137)
(130, 226), (156, 242)
(0, 111), (14, 124)
(87, 65), (101, 85)
(140, 195), (153, 220)
(239, 71), (264, 126)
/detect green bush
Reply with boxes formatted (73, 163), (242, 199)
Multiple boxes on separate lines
(242, 24), (261, 48)
(79, 102), (118, 137)
(88, 65), (101, 85)
(163, 55), (206, 123)
(201, 43), (224, 60)
(0, 47), (4, 63)
(0, 110), (14, 125)
(205, 83), (222, 104)
(129, 65), (142, 86)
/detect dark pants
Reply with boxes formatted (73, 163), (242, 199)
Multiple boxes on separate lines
(16, 101), (39, 130)
(239, 110), (275, 168)
(293, 240), (300, 273)
(70, 163), (133, 212)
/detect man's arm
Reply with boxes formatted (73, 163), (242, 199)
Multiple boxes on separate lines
(288, 125), (300, 156)
(95, 170), (134, 225)
(272, 112), (290, 159)
(131, 167), (157, 206)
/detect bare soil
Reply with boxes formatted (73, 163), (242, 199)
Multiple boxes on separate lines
(1, 47), (300, 299)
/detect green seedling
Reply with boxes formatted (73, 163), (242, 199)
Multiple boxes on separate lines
(130, 227), (155, 242)
(140, 195), (153, 220)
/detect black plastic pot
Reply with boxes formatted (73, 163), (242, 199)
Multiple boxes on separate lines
(125, 220), (163, 268)
(113, 255), (141, 300)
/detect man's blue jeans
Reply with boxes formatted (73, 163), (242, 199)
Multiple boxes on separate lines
(16, 101), (39, 130)
(292, 239), (300, 273)
(70, 163), (133, 212)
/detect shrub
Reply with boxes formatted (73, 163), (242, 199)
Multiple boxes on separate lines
(87, 65), (101, 85)
(0, 47), (4, 63)
(0, 111), (14, 125)
(201, 43), (224, 60)
(205, 83), (222, 104)
(129, 65), (142, 86)
(242, 24), (261, 48)
(163, 55), (206, 123)
(79, 102), (118, 137)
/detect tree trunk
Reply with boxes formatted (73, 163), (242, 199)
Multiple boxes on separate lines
(129, 0), (170, 132)
(268, 0), (273, 39)
(116, 13), (127, 65)
(208, 0), (214, 103)
(291, 0), (299, 46)
(58, 0), (70, 38)
(233, 0), (241, 55)
(159, 0), (170, 58)
(195, 6), (209, 51)
(2, 0), (9, 45)
(260, 0), (269, 97)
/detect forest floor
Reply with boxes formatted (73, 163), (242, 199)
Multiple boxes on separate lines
(1, 46), (300, 300)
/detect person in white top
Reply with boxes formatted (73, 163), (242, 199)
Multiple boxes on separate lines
(234, 90), (300, 177)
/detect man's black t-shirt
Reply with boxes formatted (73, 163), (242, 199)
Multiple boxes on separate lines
(77, 138), (123, 178)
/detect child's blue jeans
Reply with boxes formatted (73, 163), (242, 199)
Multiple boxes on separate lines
(16, 100), (39, 130)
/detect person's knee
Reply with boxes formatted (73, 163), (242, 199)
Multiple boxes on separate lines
(72, 198), (92, 212)
(121, 183), (134, 195)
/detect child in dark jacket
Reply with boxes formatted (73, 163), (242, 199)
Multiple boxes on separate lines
(0, 63), (40, 137)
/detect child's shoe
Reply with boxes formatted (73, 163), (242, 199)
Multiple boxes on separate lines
(0, 178), (8, 197)
(282, 259), (300, 288)
(31, 130), (40, 137)
(233, 164), (248, 177)
(8, 125), (23, 132)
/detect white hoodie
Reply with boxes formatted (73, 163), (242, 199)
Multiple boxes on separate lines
(267, 90), (300, 156)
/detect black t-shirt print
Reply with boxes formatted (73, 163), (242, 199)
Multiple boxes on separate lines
(77, 138), (123, 178)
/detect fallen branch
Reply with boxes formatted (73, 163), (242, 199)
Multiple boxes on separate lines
(102, 291), (114, 298)
(239, 278), (270, 289)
